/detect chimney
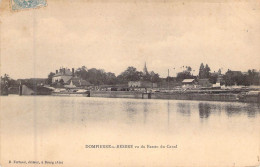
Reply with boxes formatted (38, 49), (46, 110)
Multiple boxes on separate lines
(56, 70), (58, 74)
(63, 68), (65, 74)
(59, 68), (62, 73)
(72, 68), (74, 77)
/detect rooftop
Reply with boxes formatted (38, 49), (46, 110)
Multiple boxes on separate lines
(54, 68), (72, 77)
(182, 79), (195, 83)
(66, 77), (92, 87)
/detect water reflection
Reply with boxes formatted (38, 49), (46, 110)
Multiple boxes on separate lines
(1, 95), (260, 167)
(224, 103), (260, 118)
(177, 103), (191, 116)
(167, 101), (170, 126)
(198, 103), (211, 119)
(15, 97), (260, 129)
(143, 101), (149, 124)
(124, 101), (138, 124)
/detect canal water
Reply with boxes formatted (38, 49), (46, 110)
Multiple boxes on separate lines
(1, 96), (260, 167)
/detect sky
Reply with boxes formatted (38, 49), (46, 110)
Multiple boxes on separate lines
(0, 0), (260, 79)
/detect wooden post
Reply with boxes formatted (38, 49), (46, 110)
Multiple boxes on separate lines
(148, 93), (151, 99)
(19, 83), (22, 96)
(168, 69), (170, 90)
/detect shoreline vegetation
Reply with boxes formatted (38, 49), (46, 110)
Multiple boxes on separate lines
(1, 63), (260, 103)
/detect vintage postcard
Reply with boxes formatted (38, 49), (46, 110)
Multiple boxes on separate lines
(0, 0), (260, 166)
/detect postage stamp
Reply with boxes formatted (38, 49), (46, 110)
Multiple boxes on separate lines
(11, 0), (47, 11)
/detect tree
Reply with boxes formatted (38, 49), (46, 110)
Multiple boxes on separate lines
(142, 73), (151, 81)
(59, 79), (64, 85)
(105, 72), (117, 85)
(118, 66), (142, 83)
(176, 70), (193, 81)
(75, 66), (88, 79)
(243, 74), (250, 86)
(150, 71), (160, 83)
(1, 74), (10, 93)
(246, 69), (259, 85)
(199, 63), (205, 79)
(223, 70), (244, 86)
(87, 68), (105, 85)
(3, 74), (10, 80)
(204, 64), (211, 78)
(209, 73), (218, 84)
(186, 66), (192, 72)
(46, 72), (55, 85)
(1, 74), (11, 87)
(223, 70), (234, 86)
(199, 63), (211, 79)
(0, 74), (19, 95)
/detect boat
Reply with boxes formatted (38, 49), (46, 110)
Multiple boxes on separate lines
(51, 88), (90, 97)
(238, 91), (260, 103)
(51, 81), (90, 96)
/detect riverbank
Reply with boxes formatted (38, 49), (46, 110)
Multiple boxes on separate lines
(90, 91), (260, 103)
(4, 85), (259, 103)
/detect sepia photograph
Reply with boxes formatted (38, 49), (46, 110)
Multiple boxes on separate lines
(0, 0), (260, 166)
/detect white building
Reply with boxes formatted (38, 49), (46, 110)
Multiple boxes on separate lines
(128, 81), (157, 88)
(52, 68), (74, 83)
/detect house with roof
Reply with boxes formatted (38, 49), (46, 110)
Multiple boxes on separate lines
(182, 79), (195, 88)
(65, 77), (92, 88)
(52, 68), (74, 83)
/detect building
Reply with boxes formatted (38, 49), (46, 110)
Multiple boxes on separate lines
(19, 84), (52, 95)
(128, 81), (157, 88)
(52, 68), (74, 83)
(212, 82), (221, 88)
(128, 81), (141, 87)
(182, 79), (195, 88)
(65, 77), (91, 88)
(143, 62), (149, 75)
(18, 78), (46, 86)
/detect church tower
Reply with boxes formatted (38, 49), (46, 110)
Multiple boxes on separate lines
(143, 62), (149, 75)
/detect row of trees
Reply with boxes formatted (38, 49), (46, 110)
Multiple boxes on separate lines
(199, 63), (213, 79)
(0, 74), (20, 95)
(4, 63), (260, 88)
(160, 64), (216, 82)
(75, 66), (117, 85)
(71, 66), (161, 85)
(174, 63), (259, 86)
(224, 69), (260, 86)
(0, 74), (18, 88)
(117, 67), (160, 83)
(46, 64), (260, 86)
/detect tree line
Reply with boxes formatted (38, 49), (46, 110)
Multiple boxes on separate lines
(1, 63), (260, 90)
(74, 66), (160, 85)
(175, 63), (259, 86)
(46, 66), (161, 86)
